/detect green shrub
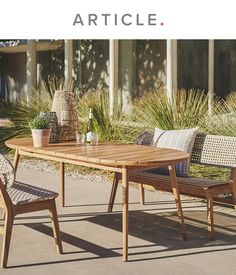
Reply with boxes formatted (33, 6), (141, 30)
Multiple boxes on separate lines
(29, 116), (50, 129)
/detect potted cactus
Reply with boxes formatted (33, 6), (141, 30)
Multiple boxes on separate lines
(29, 116), (51, 148)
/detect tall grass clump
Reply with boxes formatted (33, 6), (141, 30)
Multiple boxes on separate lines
(133, 89), (209, 130)
(77, 89), (137, 143)
(203, 92), (236, 136)
(38, 76), (81, 99)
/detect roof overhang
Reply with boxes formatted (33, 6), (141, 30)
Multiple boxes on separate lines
(0, 41), (60, 53)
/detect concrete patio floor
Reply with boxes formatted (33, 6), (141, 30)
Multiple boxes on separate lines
(1, 164), (236, 275)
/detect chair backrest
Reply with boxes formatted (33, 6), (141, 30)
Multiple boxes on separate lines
(0, 154), (15, 209)
(136, 131), (236, 168)
(191, 134), (236, 168)
(0, 154), (15, 188)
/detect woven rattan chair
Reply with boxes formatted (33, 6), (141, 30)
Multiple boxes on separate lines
(0, 154), (62, 268)
(108, 131), (236, 240)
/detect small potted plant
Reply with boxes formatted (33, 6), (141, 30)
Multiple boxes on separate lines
(29, 116), (51, 148)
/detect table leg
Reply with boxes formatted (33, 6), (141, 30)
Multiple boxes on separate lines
(108, 172), (119, 213)
(13, 149), (20, 171)
(60, 162), (65, 207)
(168, 164), (187, 241)
(140, 184), (145, 205)
(122, 167), (129, 262)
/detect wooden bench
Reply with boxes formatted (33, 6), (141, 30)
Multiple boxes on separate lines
(108, 131), (236, 239)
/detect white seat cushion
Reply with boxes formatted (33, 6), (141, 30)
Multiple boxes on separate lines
(7, 181), (58, 205)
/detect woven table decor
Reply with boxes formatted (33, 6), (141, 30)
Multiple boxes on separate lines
(51, 90), (79, 141)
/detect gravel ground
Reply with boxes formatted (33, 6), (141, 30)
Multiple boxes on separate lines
(19, 158), (112, 184)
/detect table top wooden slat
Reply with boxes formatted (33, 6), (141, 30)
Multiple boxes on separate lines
(6, 138), (189, 167)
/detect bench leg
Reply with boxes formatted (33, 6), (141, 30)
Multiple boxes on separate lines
(231, 191), (236, 211)
(230, 168), (236, 211)
(207, 193), (214, 240)
(140, 185), (145, 205)
(108, 172), (119, 212)
(60, 162), (65, 207)
(168, 164), (187, 241)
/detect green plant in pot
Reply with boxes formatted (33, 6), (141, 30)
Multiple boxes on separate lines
(29, 116), (51, 148)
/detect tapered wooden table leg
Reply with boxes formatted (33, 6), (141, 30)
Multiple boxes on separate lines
(168, 164), (187, 241)
(60, 162), (65, 207)
(13, 149), (20, 171)
(122, 167), (129, 262)
(140, 184), (145, 205)
(108, 172), (119, 212)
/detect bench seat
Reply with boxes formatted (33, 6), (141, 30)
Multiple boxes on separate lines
(115, 170), (232, 198)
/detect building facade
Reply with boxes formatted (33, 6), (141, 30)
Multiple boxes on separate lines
(0, 39), (236, 102)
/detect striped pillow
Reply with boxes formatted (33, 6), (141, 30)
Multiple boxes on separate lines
(147, 127), (198, 177)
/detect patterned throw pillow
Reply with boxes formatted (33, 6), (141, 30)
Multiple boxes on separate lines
(146, 127), (198, 177)
(0, 154), (15, 187)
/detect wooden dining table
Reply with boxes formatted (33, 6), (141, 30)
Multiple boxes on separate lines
(6, 138), (189, 261)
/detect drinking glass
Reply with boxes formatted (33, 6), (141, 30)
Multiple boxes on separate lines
(76, 133), (85, 145)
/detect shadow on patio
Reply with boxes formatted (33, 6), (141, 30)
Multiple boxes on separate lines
(7, 200), (236, 268)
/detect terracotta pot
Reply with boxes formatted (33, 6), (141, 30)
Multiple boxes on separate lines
(31, 129), (51, 148)
(39, 112), (60, 143)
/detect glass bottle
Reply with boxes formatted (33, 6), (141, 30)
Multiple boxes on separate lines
(86, 108), (94, 143)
